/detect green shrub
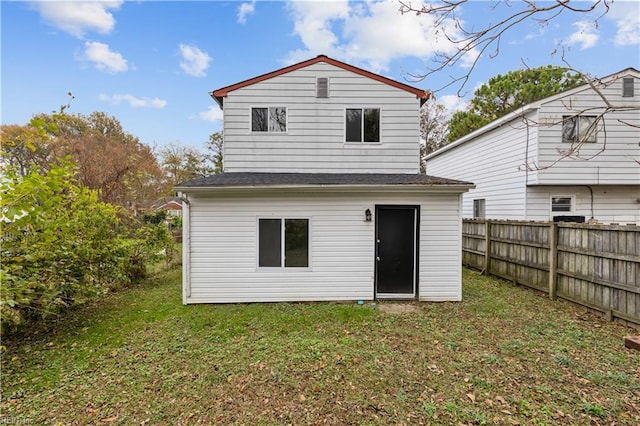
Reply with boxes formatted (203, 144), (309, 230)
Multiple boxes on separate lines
(1, 161), (171, 333)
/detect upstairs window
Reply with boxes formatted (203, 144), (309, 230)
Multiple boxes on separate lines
(562, 115), (597, 143)
(622, 77), (634, 97)
(252, 107), (286, 132)
(258, 218), (309, 268)
(346, 108), (380, 143)
(317, 77), (329, 98)
(551, 196), (574, 213)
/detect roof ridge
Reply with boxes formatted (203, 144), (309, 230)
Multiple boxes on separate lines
(210, 55), (429, 108)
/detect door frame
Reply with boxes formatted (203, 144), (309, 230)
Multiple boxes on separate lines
(374, 205), (420, 300)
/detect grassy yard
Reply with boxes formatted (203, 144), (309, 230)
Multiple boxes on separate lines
(1, 268), (638, 425)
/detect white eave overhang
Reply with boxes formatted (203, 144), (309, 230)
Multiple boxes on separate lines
(174, 183), (474, 195)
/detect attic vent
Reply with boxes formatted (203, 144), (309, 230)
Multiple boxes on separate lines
(622, 77), (634, 97)
(317, 77), (329, 98)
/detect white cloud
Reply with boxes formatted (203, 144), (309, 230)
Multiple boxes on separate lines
(237, 0), (256, 24)
(607, 1), (640, 46)
(285, 0), (477, 73)
(286, 0), (350, 63)
(197, 106), (224, 122)
(99, 93), (167, 109)
(437, 94), (469, 116)
(179, 43), (211, 77)
(566, 20), (599, 50)
(82, 41), (128, 73)
(32, 0), (122, 38)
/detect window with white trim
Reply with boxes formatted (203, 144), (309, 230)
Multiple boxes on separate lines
(258, 218), (309, 267)
(346, 108), (380, 142)
(551, 196), (574, 213)
(252, 107), (287, 132)
(562, 115), (597, 143)
(473, 199), (486, 218)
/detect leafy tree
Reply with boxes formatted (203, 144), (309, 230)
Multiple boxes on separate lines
(159, 143), (212, 189)
(419, 98), (449, 172)
(448, 66), (585, 141)
(23, 111), (165, 206)
(0, 124), (52, 176)
(447, 110), (493, 143)
(0, 161), (170, 332)
(1, 103), (173, 333)
(205, 131), (224, 174)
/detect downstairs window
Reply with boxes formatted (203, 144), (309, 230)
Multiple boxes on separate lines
(551, 196), (574, 213)
(258, 218), (309, 267)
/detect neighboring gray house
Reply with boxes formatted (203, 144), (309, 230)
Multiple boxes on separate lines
(175, 55), (473, 304)
(425, 68), (640, 224)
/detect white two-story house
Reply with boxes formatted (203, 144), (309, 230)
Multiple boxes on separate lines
(176, 55), (473, 304)
(425, 68), (640, 224)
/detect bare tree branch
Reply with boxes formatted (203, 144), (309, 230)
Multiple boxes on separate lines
(399, 0), (611, 95)
(402, 1), (637, 168)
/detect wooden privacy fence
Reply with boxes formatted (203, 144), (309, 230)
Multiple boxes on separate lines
(462, 219), (640, 326)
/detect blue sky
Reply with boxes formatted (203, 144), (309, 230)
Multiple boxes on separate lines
(2, 0), (639, 151)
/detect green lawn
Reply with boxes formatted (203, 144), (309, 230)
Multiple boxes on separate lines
(2, 268), (638, 425)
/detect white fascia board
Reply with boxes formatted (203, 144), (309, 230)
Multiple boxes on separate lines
(425, 104), (540, 160)
(175, 183), (474, 195)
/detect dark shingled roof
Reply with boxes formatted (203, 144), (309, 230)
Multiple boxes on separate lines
(176, 172), (472, 188)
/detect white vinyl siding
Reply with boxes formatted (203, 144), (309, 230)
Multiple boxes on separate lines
(426, 112), (535, 220)
(536, 74), (640, 185)
(183, 190), (463, 304)
(418, 192), (464, 301)
(222, 62), (420, 173)
(526, 185), (640, 223)
(425, 69), (640, 224)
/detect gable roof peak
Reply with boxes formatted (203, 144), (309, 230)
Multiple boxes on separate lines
(210, 54), (429, 108)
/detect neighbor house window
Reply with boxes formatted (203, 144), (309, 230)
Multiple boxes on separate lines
(562, 115), (597, 143)
(346, 108), (380, 142)
(551, 196), (574, 213)
(473, 199), (486, 218)
(258, 218), (309, 267)
(252, 107), (286, 132)
(316, 77), (329, 98)
(622, 77), (634, 97)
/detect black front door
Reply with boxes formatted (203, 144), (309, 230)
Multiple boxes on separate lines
(375, 206), (417, 298)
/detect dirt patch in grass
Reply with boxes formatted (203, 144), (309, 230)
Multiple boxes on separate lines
(377, 302), (422, 314)
(2, 268), (639, 425)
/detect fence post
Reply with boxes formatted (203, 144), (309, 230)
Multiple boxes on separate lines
(483, 220), (491, 275)
(548, 222), (558, 300)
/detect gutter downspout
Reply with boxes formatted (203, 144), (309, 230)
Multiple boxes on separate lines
(524, 116), (530, 220)
(584, 185), (595, 222)
(178, 192), (191, 303)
